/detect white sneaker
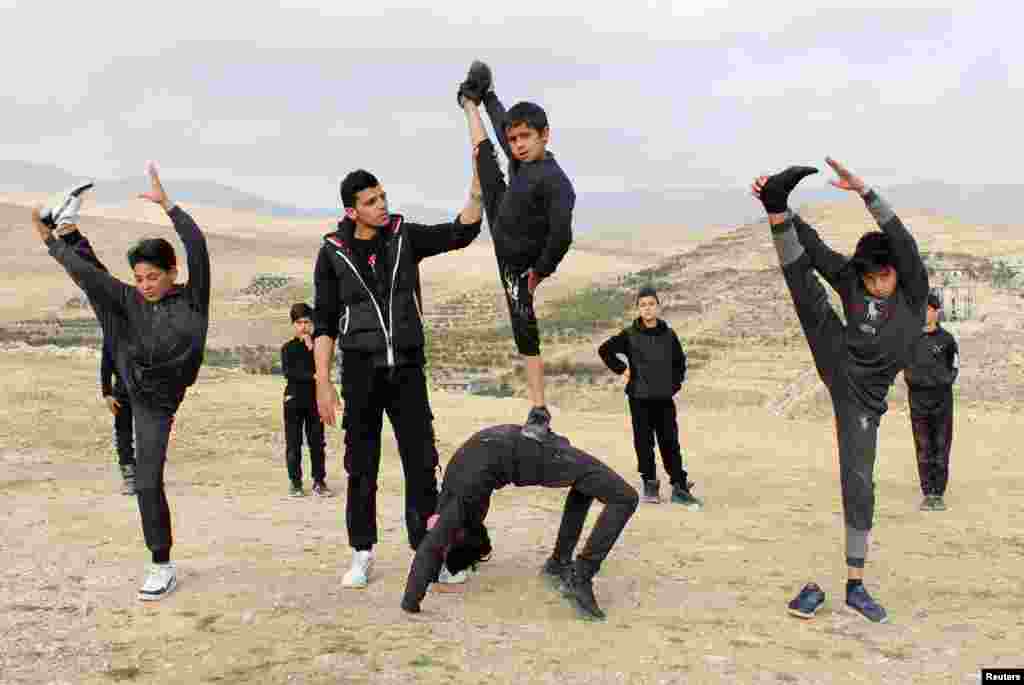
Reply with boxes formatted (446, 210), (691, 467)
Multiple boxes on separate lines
(341, 550), (373, 588)
(438, 564), (468, 585)
(138, 562), (177, 601)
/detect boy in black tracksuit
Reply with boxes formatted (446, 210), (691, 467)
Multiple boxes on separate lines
(905, 293), (958, 511)
(598, 287), (701, 508)
(281, 303), (330, 498)
(400, 424), (638, 621)
(312, 168), (483, 588)
(35, 164), (210, 602)
(101, 338), (136, 495)
(457, 60), (576, 441)
(752, 158), (929, 624)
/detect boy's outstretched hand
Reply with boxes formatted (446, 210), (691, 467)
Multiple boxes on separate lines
(826, 157), (867, 195)
(138, 161), (173, 210)
(30, 207), (51, 243)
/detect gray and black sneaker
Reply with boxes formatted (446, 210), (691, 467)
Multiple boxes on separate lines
(919, 495), (934, 511)
(930, 495), (947, 511)
(642, 479), (661, 504)
(289, 482), (305, 498)
(521, 406), (552, 442)
(120, 465), (136, 496)
(845, 584), (888, 623)
(565, 562), (606, 622)
(312, 481), (335, 498)
(671, 481), (703, 510)
(540, 556), (572, 594)
(787, 582), (826, 619)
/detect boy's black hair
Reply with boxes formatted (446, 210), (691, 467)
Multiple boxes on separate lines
(444, 522), (492, 575)
(127, 238), (177, 272)
(927, 293), (942, 310)
(636, 286), (659, 304)
(340, 169), (380, 209)
(850, 231), (895, 275)
(290, 302), (314, 322)
(504, 101), (549, 134)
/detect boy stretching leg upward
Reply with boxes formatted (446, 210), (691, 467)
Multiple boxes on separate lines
(458, 60), (576, 441)
(752, 158), (928, 623)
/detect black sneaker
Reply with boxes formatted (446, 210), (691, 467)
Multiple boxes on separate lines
(642, 479), (661, 503)
(565, 562), (606, 622)
(787, 582), (825, 619)
(931, 495), (947, 511)
(670, 481), (703, 510)
(521, 406), (552, 442)
(845, 584), (888, 623)
(539, 556), (572, 594)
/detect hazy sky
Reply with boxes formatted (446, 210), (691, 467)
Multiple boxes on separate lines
(1, 1), (1018, 210)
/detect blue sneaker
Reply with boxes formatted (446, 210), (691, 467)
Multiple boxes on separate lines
(787, 582), (825, 619)
(845, 584), (888, 623)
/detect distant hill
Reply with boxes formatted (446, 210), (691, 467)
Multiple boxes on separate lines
(2, 160), (1019, 231)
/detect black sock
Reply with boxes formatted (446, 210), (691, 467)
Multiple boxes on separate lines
(152, 549), (170, 564)
(846, 579), (863, 593)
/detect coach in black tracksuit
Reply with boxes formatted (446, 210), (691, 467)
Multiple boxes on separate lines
(35, 167), (209, 601)
(312, 169), (482, 578)
(400, 424), (638, 621)
(905, 294), (958, 509)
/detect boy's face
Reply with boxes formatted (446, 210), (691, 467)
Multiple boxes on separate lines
(637, 296), (659, 323)
(926, 304), (940, 328)
(293, 317), (313, 337)
(861, 265), (898, 298)
(346, 185), (390, 228)
(506, 123), (549, 163)
(133, 262), (177, 302)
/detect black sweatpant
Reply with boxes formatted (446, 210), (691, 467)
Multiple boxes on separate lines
(909, 391), (953, 496)
(131, 396), (177, 563)
(112, 392), (136, 469)
(284, 404), (326, 484)
(341, 364), (439, 551)
(781, 253), (879, 568)
(628, 397), (686, 485)
(543, 444), (640, 577)
(476, 139), (541, 356)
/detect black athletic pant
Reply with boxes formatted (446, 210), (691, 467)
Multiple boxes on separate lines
(628, 397), (686, 485)
(909, 391), (953, 496)
(131, 396), (177, 563)
(476, 138), (541, 356)
(781, 253), (879, 568)
(341, 364), (439, 551)
(284, 404), (326, 484)
(543, 444), (639, 577)
(112, 392), (136, 469)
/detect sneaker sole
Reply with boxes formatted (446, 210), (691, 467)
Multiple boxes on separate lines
(341, 579), (369, 589)
(843, 604), (889, 624)
(138, 575), (177, 602)
(642, 496), (661, 504)
(786, 605), (822, 619)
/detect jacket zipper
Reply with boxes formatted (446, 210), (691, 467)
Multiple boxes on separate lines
(333, 249), (393, 366)
(386, 234), (403, 368)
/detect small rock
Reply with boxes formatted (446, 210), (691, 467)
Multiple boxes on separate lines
(315, 653), (342, 670)
(241, 610), (256, 624)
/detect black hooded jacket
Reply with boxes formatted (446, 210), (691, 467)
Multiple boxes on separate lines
(313, 213), (481, 368)
(598, 318), (686, 400)
(46, 206), (210, 411)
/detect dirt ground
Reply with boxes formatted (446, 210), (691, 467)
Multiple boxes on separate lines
(2, 349), (1022, 685)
